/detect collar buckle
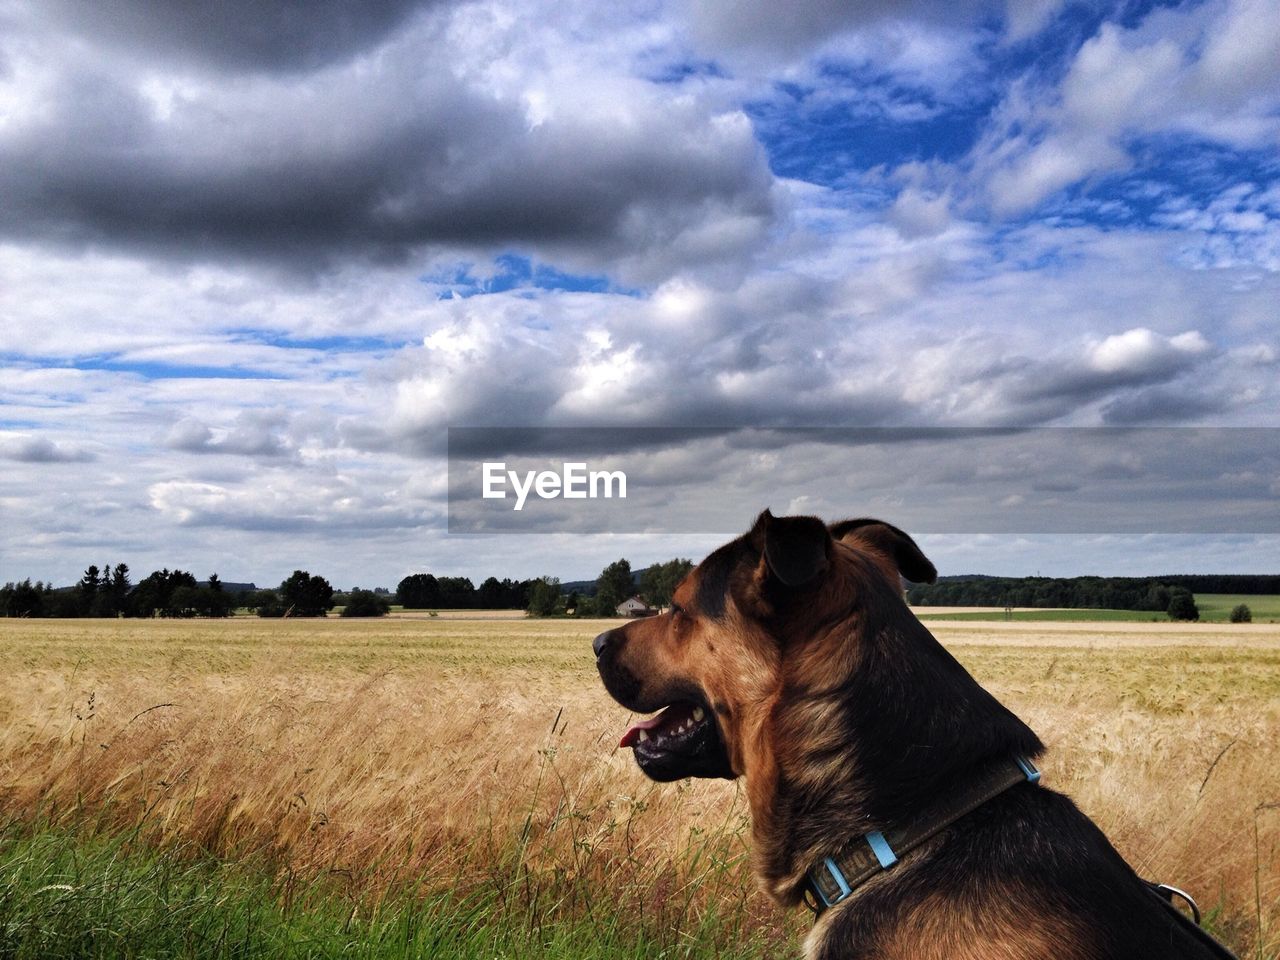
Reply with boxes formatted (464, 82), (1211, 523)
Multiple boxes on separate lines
(812, 857), (853, 909)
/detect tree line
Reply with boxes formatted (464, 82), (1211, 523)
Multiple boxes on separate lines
(0, 565), (364, 619)
(0, 565), (240, 619)
(905, 575), (1217, 619)
(393, 557), (694, 618)
(395, 574), (538, 610)
(3, 554), (703, 620)
(553, 557), (694, 617)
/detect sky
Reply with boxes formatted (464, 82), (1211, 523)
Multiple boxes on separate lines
(1, 0), (1278, 589)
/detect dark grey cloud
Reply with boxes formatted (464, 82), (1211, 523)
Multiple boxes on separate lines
(0, 435), (94, 463)
(682, 0), (986, 59)
(1100, 385), (1233, 425)
(44, 0), (432, 74)
(164, 416), (292, 458)
(0, 8), (776, 275)
(913, 329), (1222, 425)
(1014, 349), (1209, 409)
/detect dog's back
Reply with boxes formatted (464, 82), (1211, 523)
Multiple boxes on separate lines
(811, 785), (1225, 960)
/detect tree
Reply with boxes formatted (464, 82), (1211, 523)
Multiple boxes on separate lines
(341, 589), (391, 617)
(639, 558), (694, 609)
(1141, 584), (1171, 612)
(396, 573), (439, 609)
(1230, 603), (1252, 623)
(596, 559), (633, 617)
(435, 576), (476, 609)
(247, 589), (286, 618)
(75, 564), (102, 617)
(1, 579), (46, 618)
(512, 579), (536, 609)
(130, 569), (198, 617)
(565, 591), (580, 615)
(477, 576), (506, 608)
(279, 570), (334, 617)
(104, 563), (131, 617)
(203, 573), (234, 617)
(1167, 588), (1199, 622)
(527, 577), (561, 617)
(169, 584), (204, 617)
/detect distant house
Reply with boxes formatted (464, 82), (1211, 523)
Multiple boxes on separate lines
(616, 595), (656, 617)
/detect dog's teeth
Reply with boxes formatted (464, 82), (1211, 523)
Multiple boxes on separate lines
(692, 707), (705, 722)
(638, 730), (649, 742)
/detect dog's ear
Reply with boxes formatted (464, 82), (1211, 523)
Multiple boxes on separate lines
(751, 509), (831, 588)
(829, 518), (937, 584)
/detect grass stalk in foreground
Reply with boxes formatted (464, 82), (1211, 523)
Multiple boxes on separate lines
(0, 823), (785, 960)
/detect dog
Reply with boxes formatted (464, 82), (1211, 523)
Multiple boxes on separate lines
(594, 510), (1234, 959)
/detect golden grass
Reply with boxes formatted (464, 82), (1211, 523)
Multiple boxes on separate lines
(0, 616), (1277, 956)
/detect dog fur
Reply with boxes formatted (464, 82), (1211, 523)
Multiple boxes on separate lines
(595, 510), (1225, 959)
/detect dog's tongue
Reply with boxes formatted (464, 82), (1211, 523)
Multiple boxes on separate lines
(619, 710), (669, 748)
(619, 702), (700, 748)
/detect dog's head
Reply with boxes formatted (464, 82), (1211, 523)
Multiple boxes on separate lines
(593, 509), (936, 783)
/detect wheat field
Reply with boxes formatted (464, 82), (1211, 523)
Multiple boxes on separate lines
(0, 615), (1277, 957)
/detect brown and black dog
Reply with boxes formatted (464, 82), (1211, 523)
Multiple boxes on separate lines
(594, 510), (1230, 960)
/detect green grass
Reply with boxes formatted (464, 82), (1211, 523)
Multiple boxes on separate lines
(914, 594), (1280, 623)
(0, 824), (783, 960)
(1194, 594), (1280, 622)
(915, 608), (1167, 622)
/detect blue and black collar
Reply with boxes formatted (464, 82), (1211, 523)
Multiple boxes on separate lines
(805, 756), (1041, 914)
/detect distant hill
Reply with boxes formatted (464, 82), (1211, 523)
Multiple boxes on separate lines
(563, 570), (1280, 600)
(908, 573), (1280, 611)
(198, 581), (257, 595)
(560, 569), (644, 597)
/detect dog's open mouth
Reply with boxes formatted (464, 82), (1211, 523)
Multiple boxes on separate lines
(618, 700), (733, 781)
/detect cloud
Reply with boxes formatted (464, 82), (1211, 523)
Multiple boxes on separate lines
(1085, 328), (1211, 378)
(1158, 182), (1280, 273)
(887, 187), (952, 239)
(895, 326), (1222, 426)
(679, 0), (989, 64)
(41, 0), (432, 74)
(1002, 0), (1069, 43)
(973, 0), (1280, 215)
(985, 134), (1129, 216)
(148, 469), (434, 532)
(349, 206), (1277, 453)
(1193, 0), (1280, 107)
(0, 434), (95, 463)
(1099, 386), (1231, 425)
(163, 413), (293, 458)
(164, 418), (215, 453)
(0, 3), (776, 279)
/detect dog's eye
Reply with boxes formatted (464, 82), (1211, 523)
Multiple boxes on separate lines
(670, 602), (685, 618)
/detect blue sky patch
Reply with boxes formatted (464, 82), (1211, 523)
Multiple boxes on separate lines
(231, 331), (403, 353)
(71, 358), (283, 381)
(429, 254), (634, 299)
(749, 77), (991, 186)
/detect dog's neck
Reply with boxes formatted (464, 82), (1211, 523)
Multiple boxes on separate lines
(743, 577), (1044, 905)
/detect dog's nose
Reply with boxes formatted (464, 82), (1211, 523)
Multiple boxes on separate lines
(593, 629), (618, 659)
